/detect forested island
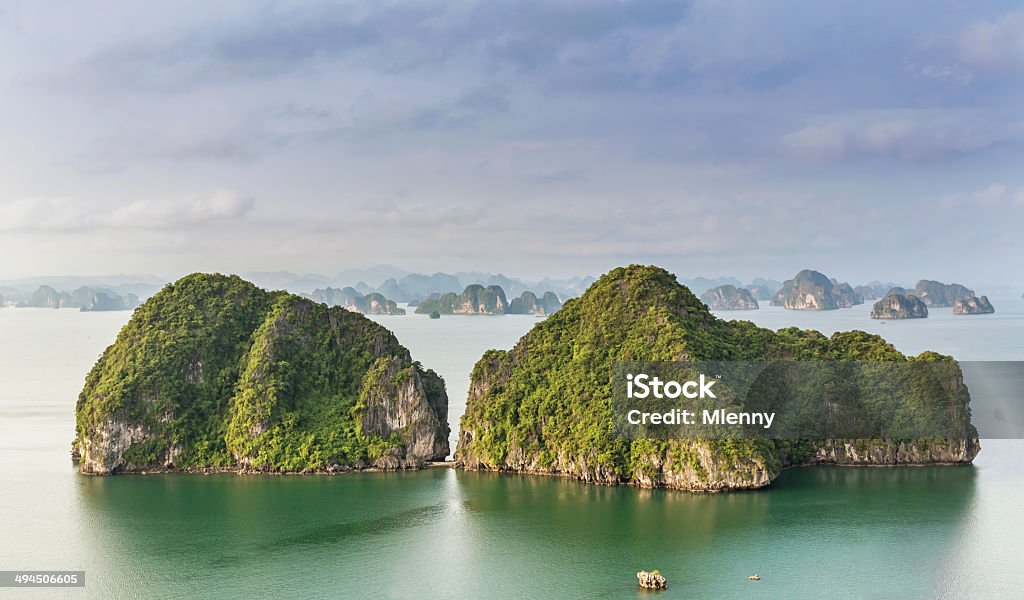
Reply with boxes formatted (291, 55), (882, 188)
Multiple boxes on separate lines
(456, 265), (979, 492)
(73, 274), (449, 475)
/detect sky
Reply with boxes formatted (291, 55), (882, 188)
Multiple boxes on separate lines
(1, 1), (1023, 286)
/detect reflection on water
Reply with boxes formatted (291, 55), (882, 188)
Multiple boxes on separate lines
(72, 465), (981, 599)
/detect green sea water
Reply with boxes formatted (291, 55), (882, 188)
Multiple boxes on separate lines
(1, 298), (1023, 599)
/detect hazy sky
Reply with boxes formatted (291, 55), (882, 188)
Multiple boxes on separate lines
(2, 1), (1023, 285)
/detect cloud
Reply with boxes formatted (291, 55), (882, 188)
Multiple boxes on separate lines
(780, 110), (1022, 161)
(0, 190), (254, 232)
(939, 183), (1024, 210)
(955, 9), (1024, 73)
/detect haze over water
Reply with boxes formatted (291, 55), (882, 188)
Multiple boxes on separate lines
(1, 296), (1021, 598)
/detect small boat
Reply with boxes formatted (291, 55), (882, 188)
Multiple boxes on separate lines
(748, 575), (761, 581)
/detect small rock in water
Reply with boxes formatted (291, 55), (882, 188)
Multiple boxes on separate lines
(637, 570), (667, 589)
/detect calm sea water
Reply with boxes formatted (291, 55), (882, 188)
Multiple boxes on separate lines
(1, 295), (1022, 599)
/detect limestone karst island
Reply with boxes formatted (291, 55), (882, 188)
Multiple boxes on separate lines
(73, 274), (449, 474)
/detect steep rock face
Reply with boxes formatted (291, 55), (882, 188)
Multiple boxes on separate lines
(456, 265), (979, 492)
(508, 291), (562, 315)
(415, 284), (509, 315)
(74, 274), (447, 475)
(701, 285), (759, 310)
(914, 280), (974, 307)
(954, 295), (995, 315)
(772, 270), (840, 310)
(870, 294), (929, 319)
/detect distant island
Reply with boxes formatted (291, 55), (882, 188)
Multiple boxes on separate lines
(870, 293), (929, 319)
(14, 285), (141, 312)
(509, 291), (563, 316)
(415, 284), (509, 315)
(415, 285), (563, 316)
(456, 265), (979, 492)
(954, 295), (995, 315)
(701, 284), (759, 310)
(73, 274), (449, 475)
(770, 269), (863, 310)
(913, 280), (975, 307)
(309, 287), (406, 315)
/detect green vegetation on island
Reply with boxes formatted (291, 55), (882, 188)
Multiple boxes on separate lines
(73, 273), (449, 475)
(456, 265), (979, 491)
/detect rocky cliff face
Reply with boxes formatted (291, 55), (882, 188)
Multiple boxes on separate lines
(456, 265), (978, 492)
(914, 280), (974, 307)
(800, 439), (979, 465)
(701, 285), (759, 310)
(870, 293), (929, 319)
(954, 295), (995, 315)
(74, 274), (448, 475)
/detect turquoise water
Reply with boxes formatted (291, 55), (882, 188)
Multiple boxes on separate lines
(1, 297), (1022, 599)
